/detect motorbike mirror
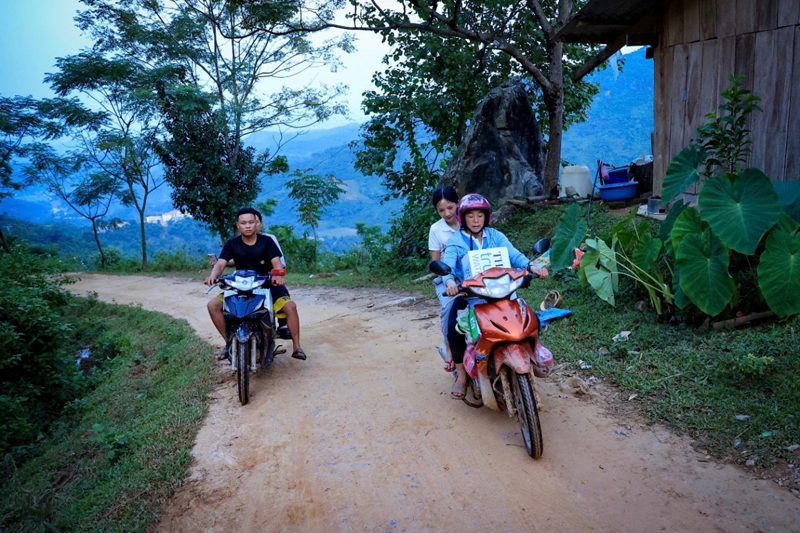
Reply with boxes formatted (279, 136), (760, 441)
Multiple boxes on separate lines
(532, 238), (551, 256)
(428, 260), (452, 276)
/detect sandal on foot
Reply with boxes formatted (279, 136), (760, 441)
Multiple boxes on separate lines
(216, 346), (230, 361)
(291, 348), (307, 361)
(451, 378), (467, 399)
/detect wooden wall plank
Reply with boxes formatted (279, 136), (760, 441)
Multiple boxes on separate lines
(749, 31), (774, 174)
(653, 44), (669, 193)
(665, 0), (684, 47)
(700, 0), (718, 40)
(684, 0), (701, 43)
(778, 0), (800, 27)
(783, 26), (800, 182)
(717, 0), (738, 38)
(718, 35), (737, 95)
(685, 43), (705, 136)
(734, 32), (756, 168)
(736, 0), (758, 34)
(757, 0), (779, 32)
(699, 40), (720, 127)
(669, 45), (689, 180)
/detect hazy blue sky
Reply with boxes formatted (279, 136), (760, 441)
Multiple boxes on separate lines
(0, 0), (387, 128)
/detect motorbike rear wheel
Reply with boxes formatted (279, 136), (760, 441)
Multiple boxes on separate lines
(237, 337), (251, 405)
(509, 368), (543, 459)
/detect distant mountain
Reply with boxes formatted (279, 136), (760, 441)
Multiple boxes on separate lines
(1, 49), (654, 256)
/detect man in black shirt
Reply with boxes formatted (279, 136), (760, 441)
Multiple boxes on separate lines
(204, 207), (306, 361)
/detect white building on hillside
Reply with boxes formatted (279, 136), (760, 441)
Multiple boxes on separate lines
(145, 209), (192, 226)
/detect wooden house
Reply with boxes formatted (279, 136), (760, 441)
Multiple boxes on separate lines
(553, 0), (800, 198)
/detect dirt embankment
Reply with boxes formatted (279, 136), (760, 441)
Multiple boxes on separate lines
(69, 274), (800, 533)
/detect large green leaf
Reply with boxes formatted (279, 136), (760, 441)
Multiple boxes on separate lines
(662, 144), (705, 203)
(670, 207), (706, 258)
(551, 203), (587, 271)
(633, 232), (663, 272)
(580, 249), (615, 306)
(757, 227), (800, 317)
(775, 211), (800, 233)
(659, 200), (687, 255)
(698, 169), (781, 254)
(773, 181), (800, 223)
(594, 237), (619, 292)
(672, 267), (692, 309)
(601, 206), (637, 247)
(676, 231), (734, 316)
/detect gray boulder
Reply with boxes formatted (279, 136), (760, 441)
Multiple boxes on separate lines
(442, 82), (544, 203)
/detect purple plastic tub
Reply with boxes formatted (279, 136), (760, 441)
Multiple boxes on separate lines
(599, 181), (639, 201)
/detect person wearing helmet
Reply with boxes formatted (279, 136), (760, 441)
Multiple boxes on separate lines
(440, 193), (549, 399)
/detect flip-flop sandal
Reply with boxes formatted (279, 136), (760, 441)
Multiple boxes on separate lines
(291, 348), (307, 360)
(451, 378), (467, 399)
(216, 346), (230, 361)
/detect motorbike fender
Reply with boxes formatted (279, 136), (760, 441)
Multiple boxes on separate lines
(474, 298), (539, 356)
(224, 293), (266, 319)
(235, 321), (260, 344)
(493, 342), (533, 375)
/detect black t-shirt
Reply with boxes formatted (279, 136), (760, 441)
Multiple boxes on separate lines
(219, 234), (282, 275)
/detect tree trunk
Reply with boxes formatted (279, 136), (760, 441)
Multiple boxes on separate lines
(543, 87), (564, 197)
(0, 228), (11, 253)
(91, 219), (107, 268)
(139, 214), (147, 268)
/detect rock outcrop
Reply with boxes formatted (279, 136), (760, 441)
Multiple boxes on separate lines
(442, 82), (544, 202)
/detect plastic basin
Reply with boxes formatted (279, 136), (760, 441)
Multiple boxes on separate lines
(599, 181), (639, 201)
(605, 167), (630, 184)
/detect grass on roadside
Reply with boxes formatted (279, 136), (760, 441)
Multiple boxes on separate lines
(1, 296), (214, 533)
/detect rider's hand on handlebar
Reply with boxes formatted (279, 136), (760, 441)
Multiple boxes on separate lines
(528, 266), (549, 280)
(271, 275), (286, 287)
(204, 276), (218, 286)
(445, 280), (459, 296)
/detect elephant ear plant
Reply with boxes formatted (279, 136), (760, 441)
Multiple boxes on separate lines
(553, 75), (800, 319)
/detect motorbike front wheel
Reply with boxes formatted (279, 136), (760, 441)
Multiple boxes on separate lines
(237, 337), (251, 405)
(509, 368), (543, 459)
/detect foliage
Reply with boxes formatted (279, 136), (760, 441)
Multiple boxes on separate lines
(0, 245), (83, 459)
(44, 52), (170, 269)
(266, 224), (317, 272)
(552, 76), (800, 319)
(285, 169), (346, 262)
(157, 86), (289, 241)
(1, 298), (214, 533)
(310, 0), (604, 197)
(660, 76), (799, 318)
(23, 144), (119, 268)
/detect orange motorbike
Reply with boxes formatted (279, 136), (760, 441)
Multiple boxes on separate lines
(429, 239), (550, 459)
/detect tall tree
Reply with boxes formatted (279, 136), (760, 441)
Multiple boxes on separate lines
(285, 168), (345, 264)
(157, 86), (288, 241)
(24, 145), (119, 267)
(75, 0), (353, 213)
(46, 54), (170, 268)
(291, 0), (605, 197)
(1, 96), (86, 252)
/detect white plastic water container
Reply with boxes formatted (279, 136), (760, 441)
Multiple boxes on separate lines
(560, 165), (593, 198)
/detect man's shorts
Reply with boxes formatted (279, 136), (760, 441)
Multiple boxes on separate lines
(216, 284), (292, 319)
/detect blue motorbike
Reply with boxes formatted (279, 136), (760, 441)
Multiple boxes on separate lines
(209, 269), (284, 405)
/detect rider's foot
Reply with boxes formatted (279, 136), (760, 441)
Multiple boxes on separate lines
(451, 377), (467, 399)
(216, 345), (230, 361)
(291, 348), (307, 361)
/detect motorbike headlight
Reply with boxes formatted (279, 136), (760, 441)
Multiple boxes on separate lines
(232, 275), (258, 291)
(468, 274), (524, 298)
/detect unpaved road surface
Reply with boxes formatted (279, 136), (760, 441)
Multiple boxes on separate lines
(69, 274), (800, 533)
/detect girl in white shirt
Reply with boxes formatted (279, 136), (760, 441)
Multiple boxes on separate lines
(427, 186), (460, 372)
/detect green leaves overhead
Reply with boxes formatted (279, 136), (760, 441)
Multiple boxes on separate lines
(698, 169), (780, 255)
(550, 203), (587, 271)
(676, 231), (734, 316)
(661, 144), (705, 203)
(757, 227), (800, 317)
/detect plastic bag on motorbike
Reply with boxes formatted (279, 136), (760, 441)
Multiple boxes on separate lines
(463, 344), (477, 376)
(534, 341), (554, 368)
(455, 306), (480, 344)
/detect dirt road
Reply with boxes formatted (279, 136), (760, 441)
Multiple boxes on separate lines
(69, 274), (799, 533)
